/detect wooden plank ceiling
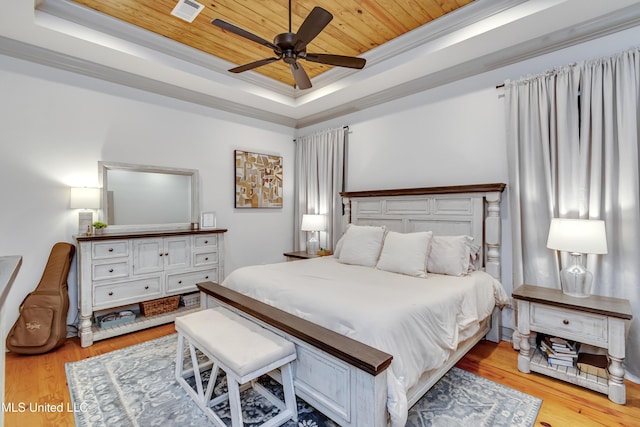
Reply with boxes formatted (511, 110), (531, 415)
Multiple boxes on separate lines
(71, 0), (474, 87)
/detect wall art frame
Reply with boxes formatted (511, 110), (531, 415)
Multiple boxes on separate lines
(234, 150), (283, 208)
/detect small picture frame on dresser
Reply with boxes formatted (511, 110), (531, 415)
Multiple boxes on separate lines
(200, 211), (216, 229)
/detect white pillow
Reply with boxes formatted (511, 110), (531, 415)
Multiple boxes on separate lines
(376, 231), (433, 277)
(333, 234), (346, 258)
(338, 224), (386, 267)
(427, 235), (474, 276)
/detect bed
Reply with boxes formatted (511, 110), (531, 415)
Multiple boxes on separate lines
(198, 183), (508, 426)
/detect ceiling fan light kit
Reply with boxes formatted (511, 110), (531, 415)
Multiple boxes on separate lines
(211, 2), (366, 89)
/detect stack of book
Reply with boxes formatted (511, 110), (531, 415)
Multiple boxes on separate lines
(577, 344), (609, 378)
(537, 335), (579, 367)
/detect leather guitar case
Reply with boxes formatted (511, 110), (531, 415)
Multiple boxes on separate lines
(6, 242), (75, 355)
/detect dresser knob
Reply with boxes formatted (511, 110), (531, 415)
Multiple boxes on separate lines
(178, 280), (182, 284)
(204, 240), (208, 244)
(205, 276), (209, 279)
(159, 253), (163, 257)
(165, 253), (169, 256)
(109, 268), (114, 273)
(563, 319), (569, 325)
(108, 292), (113, 296)
(205, 257), (209, 261)
(144, 286), (149, 290)
(108, 248), (114, 252)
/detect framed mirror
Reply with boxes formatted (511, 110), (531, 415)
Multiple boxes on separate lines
(99, 161), (199, 231)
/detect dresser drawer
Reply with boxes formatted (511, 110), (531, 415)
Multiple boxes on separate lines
(530, 303), (608, 343)
(92, 241), (129, 259)
(194, 251), (218, 267)
(194, 235), (217, 248)
(93, 277), (162, 310)
(166, 269), (217, 294)
(92, 260), (129, 281)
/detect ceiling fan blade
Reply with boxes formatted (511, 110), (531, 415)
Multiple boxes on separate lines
(290, 62), (312, 89)
(229, 57), (280, 73)
(212, 19), (281, 53)
(304, 53), (366, 69)
(293, 7), (333, 52)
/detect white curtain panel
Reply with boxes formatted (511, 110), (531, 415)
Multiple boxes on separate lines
(506, 48), (640, 381)
(294, 127), (346, 252)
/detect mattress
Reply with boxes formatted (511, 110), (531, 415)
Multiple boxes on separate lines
(221, 256), (509, 426)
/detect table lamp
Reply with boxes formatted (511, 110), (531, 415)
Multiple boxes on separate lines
(546, 218), (608, 297)
(301, 214), (326, 255)
(70, 187), (101, 234)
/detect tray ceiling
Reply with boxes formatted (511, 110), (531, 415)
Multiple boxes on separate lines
(69, 0), (474, 88)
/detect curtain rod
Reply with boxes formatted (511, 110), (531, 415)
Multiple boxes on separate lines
(293, 125), (350, 142)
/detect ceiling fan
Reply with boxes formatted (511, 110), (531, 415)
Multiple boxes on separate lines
(211, 1), (366, 89)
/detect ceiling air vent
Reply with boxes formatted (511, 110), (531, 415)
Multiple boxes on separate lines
(170, 0), (204, 23)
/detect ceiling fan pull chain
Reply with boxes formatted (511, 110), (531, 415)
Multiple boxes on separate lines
(289, 0), (292, 33)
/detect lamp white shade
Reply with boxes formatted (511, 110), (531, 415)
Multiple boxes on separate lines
(546, 218), (608, 254)
(301, 214), (326, 232)
(70, 187), (100, 209)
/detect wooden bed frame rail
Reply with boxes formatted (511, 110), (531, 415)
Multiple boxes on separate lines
(197, 281), (393, 375)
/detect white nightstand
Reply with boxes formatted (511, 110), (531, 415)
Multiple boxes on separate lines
(513, 284), (632, 404)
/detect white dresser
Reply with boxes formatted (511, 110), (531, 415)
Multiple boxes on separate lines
(75, 229), (226, 347)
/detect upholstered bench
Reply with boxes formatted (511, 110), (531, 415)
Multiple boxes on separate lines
(175, 307), (298, 427)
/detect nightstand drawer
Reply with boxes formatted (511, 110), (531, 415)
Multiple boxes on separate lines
(530, 303), (608, 343)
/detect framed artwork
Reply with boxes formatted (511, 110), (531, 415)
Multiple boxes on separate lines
(200, 211), (216, 229)
(235, 150), (283, 208)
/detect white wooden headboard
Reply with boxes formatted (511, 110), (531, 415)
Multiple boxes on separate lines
(340, 183), (506, 281)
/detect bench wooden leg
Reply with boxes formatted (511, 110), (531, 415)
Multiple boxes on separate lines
(281, 363), (297, 421)
(227, 376), (243, 427)
(175, 333), (185, 381)
(188, 341), (205, 399)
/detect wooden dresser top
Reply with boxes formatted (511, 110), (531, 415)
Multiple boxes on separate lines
(75, 228), (227, 242)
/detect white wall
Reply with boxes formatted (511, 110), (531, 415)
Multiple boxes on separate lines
(298, 24), (640, 337)
(0, 55), (295, 333)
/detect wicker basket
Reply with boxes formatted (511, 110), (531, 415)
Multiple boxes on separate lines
(139, 295), (180, 317)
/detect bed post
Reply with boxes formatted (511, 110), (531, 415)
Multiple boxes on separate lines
(484, 190), (502, 281)
(342, 196), (351, 235)
(485, 189), (503, 343)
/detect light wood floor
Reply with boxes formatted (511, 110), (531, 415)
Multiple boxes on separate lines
(4, 325), (640, 426)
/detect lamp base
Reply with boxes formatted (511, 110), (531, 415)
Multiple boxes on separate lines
(560, 253), (593, 298)
(307, 232), (319, 255)
(78, 211), (93, 235)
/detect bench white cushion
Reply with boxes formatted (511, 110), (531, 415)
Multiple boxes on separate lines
(175, 307), (295, 377)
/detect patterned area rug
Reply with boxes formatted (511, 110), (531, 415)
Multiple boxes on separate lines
(66, 334), (541, 427)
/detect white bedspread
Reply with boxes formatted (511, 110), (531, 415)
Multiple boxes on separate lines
(221, 257), (509, 426)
